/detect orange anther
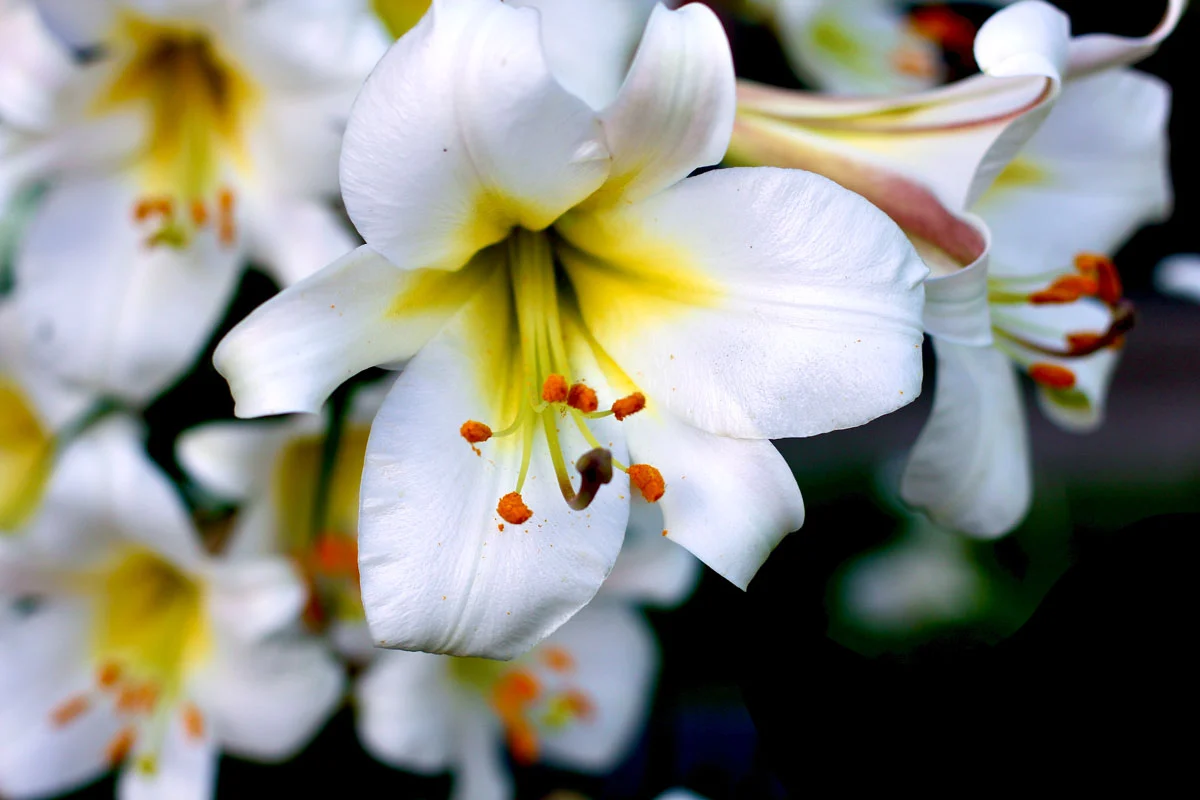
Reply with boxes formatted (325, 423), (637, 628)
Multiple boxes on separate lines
(611, 392), (646, 421)
(183, 703), (205, 741)
(909, 7), (977, 54)
(1029, 285), (1084, 305)
(51, 695), (90, 727)
(190, 199), (209, 227)
(628, 464), (665, 503)
(217, 188), (237, 247)
(105, 727), (137, 765)
(506, 721), (540, 766)
(460, 420), (492, 444)
(314, 533), (358, 576)
(566, 383), (598, 413)
(891, 47), (937, 79)
(561, 689), (594, 720)
(1028, 363), (1077, 390)
(118, 682), (159, 714)
(1066, 332), (1104, 354)
(497, 492), (533, 525)
(1076, 253), (1123, 305)
(542, 647), (575, 673)
(541, 374), (568, 403)
(217, 188), (235, 214)
(133, 197), (172, 222)
(493, 671), (540, 711)
(97, 661), (123, 689)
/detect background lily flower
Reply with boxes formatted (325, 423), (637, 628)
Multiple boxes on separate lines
(1155, 253), (1200, 303)
(356, 603), (657, 800)
(728, 0), (1178, 537)
(0, 416), (343, 800)
(215, 0), (926, 659)
(0, 0), (387, 405)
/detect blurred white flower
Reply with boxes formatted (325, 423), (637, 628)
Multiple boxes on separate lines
(0, 0), (387, 404)
(356, 603), (658, 800)
(731, 0), (1178, 537)
(0, 416), (343, 800)
(214, 0), (926, 659)
(1155, 254), (1200, 304)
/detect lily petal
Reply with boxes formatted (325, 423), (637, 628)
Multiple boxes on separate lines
(116, 706), (217, 800)
(355, 650), (458, 773)
(1155, 253), (1200, 304)
(622, 409), (804, 591)
(922, 222), (994, 347)
(358, 268), (629, 659)
(586, 1), (735, 208)
(203, 558), (306, 644)
(558, 167), (927, 440)
(215, 244), (495, 418)
(1067, 0), (1186, 78)
(176, 421), (286, 502)
(900, 340), (1030, 538)
(601, 498), (701, 609)
(244, 198), (360, 287)
(0, 0), (74, 130)
(340, 0), (610, 272)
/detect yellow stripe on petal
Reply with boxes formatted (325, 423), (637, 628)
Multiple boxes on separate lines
(371, 0), (432, 40)
(0, 380), (54, 531)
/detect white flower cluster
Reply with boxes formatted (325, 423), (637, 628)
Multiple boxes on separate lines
(0, 0), (1181, 797)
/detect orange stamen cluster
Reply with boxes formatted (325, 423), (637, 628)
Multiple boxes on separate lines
(492, 671), (542, 765)
(498, 492), (533, 525)
(1028, 253), (1124, 307)
(628, 464), (665, 503)
(132, 187), (237, 250)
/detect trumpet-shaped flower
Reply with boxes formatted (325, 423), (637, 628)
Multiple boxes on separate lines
(729, 0), (1178, 536)
(0, 0), (387, 403)
(0, 417), (343, 800)
(356, 602), (657, 800)
(215, 0), (927, 658)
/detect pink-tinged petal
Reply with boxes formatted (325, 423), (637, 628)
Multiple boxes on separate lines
(901, 341), (1031, 538)
(1067, 0), (1186, 78)
(921, 220), (994, 347)
(557, 167), (927, 440)
(215, 245), (496, 418)
(340, 0), (609, 272)
(358, 267), (629, 659)
(586, 2), (734, 207)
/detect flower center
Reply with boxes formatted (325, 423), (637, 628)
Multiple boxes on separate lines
(50, 548), (210, 774)
(989, 253), (1133, 394)
(458, 230), (661, 526)
(93, 14), (259, 250)
(0, 379), (53, 530)
(272, 427), (371, 631)
(451, 645), (594, 766)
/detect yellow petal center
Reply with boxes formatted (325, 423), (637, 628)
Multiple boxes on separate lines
(0, 380), (54, 531)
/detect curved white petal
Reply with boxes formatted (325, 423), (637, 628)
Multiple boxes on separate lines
(215, 244), (494, 418)
(450, 712), (510, 800)
(774, 0), (944, 96)
(0, 0), (74, 130)
(23, 416), (208, 570)
(1066, 0), (1186, 78)
(203, 558), (305, 643)
(187, 634), (343, 761)
(13, 176), (241, 405)
(978, 69), (1171, 278)
(116, 707), (217, 800)
(340, 0), (609, 272)
(558, 167), (927, 440)
(621, 409), (804, 590)
(0, 302), (93, 431)
(587, 2), (734, 207)
(900, 340), (1030, 538)
(600, 498), (701, 609)
(1155, 253), (1200, 304)
(922, 225), (993, 347)
(1031, 347), (1120, 433)
(510, 0), (655, 111)
(538, 603), (657, 771)
(355, 649), (458, 773)
(358, 268), (629, 659)
(28, 0), (114, 48)
(176, 420), (288, 502)
(244, 198), (360, 287)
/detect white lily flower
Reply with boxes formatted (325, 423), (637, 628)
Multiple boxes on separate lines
(356, 602), (657, 800)
(0, 0), (388, 404)
(0, 416), (343, 800)
(730, 0), (1178, 537)
(215, 0), (927, 659)
(1155, 254), (1200, 304)
(0, 302), (92, 533)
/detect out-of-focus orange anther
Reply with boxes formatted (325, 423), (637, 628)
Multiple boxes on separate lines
(117, 682), (158, 714)
(1075, 253), (1123, 304)
(561, 690), (594, 720)
(506, 721), (540, 765)
(542, 647), (575, 673)
(1028, 363), (1077, 390)
(51, 695), (90, 727)
(314, 533), (358, 576)
(909, 6), (977, 55)
(183, 703), (205, 741)
(190, 199), (209, 227)
(611, 392), (646, 421)
(567, 383), (598, 413)
(497, 492), (533, 525)
(133, 197), (173, 222)
(460, 420), (492, 444)
(97, 661), (123, 690)
(217, 188), (236, 247)
(1066, 332), (1104, 354)
(106, 727), (137, 765)
(541, 374), (568, 403)
(628, 464), (665, 503)
(891, 46), (937, 79)
(1029, 275), (1098, 305)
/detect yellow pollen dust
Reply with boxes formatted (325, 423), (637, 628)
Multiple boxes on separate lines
(94, 14), (258, 250)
